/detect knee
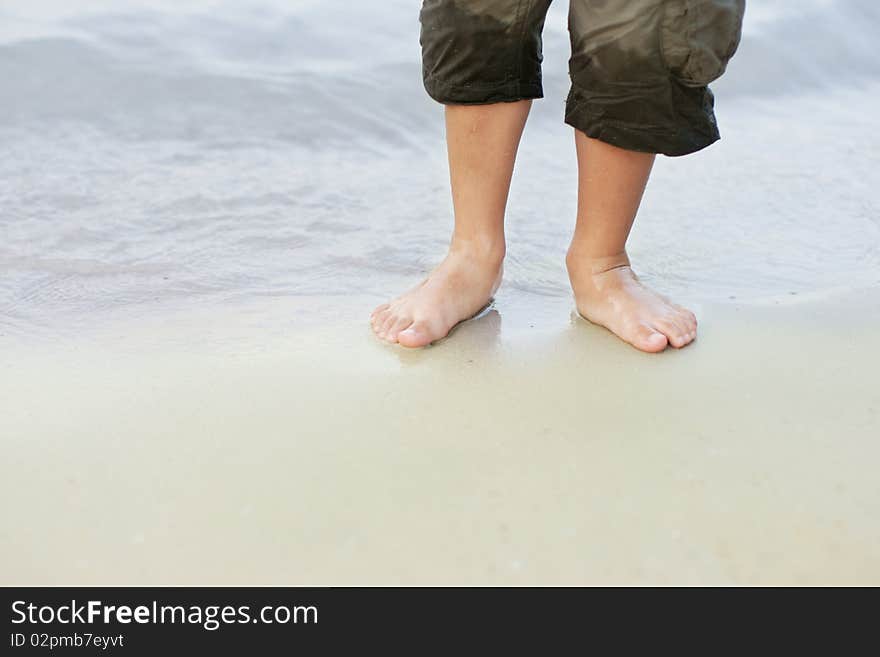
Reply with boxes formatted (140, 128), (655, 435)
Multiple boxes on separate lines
(563, 0), (744, 156)
(661, 0), (746, 87)
(568, 2), (667, 89)
(568, 0), (745, 90)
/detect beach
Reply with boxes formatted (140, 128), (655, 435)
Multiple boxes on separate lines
(1, 0), (879, 585)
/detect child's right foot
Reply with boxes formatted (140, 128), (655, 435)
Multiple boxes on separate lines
(370, 242), (504, 348)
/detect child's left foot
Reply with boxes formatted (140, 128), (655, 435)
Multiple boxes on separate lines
(567, 251), (697, 353)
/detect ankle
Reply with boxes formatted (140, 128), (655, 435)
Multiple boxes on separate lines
(449, 235), (506, 265)
(566, 247), (630, 276)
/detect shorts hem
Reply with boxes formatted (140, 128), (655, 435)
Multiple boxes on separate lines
(564, 84), (721, 157)
(423, 75), (544, 105)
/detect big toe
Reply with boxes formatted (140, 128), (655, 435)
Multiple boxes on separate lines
(632, 325), (668, 353)
(397, 321), (435, 348)
(385, 316), (414, 343)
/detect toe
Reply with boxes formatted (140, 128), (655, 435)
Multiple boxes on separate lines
(681, 320), (697, 345)
(371, 303), (390, 320)
(397, 320), (436, 348)
(370, 309), (390, 335)
(657, 317), (690, 348)
(386, 316), (414, 343)
(675, 312), (697, 345)
(679, 309), (698, 336)
(378, 313), (399, 341)
(632, 324), (668, 353)
(369, 315), (383, 335)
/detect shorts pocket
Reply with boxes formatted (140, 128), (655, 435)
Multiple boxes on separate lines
(661, 0), (745, 87)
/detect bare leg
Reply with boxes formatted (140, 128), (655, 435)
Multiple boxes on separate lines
(566, 132), (697, 352)
(371, 100), (531, 347)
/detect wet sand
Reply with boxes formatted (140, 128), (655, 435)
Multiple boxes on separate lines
(2, 290), (879, 585)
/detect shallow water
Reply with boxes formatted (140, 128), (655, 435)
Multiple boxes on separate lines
(1, 0), (879, 340)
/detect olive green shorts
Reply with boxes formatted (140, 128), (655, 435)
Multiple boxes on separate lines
(420, 0), (746, 156)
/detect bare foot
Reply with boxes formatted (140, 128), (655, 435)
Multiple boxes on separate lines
(371, 242), (504, 348)
(566, 251), (697, 353)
